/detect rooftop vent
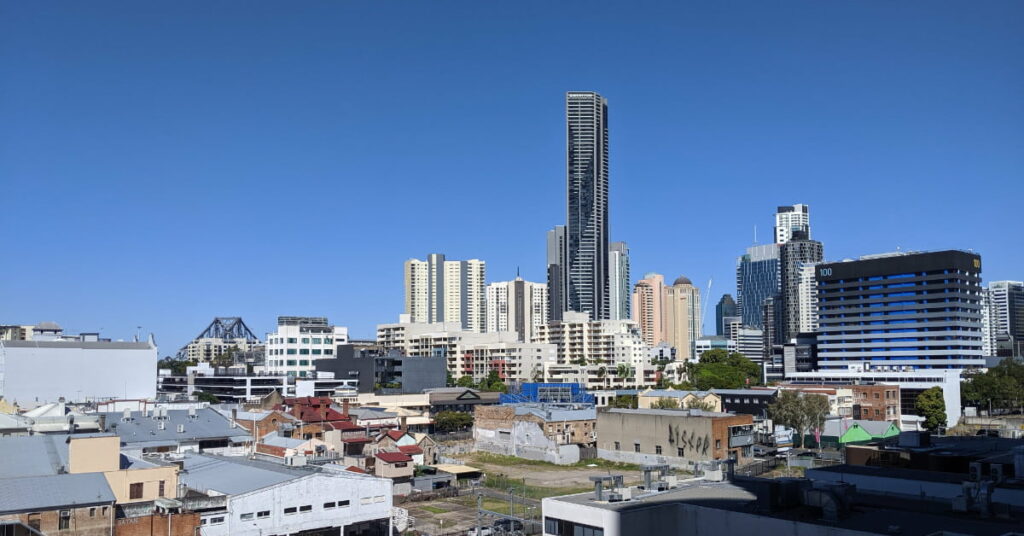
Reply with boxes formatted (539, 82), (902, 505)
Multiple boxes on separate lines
(176, 424), (185, 434)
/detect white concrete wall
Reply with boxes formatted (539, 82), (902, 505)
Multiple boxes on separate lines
(0, 343), (156, 403)
(200, 473), (392, 536)
(475, 420), (581, 465)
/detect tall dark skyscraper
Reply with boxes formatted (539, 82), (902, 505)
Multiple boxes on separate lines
(736, 243), (780, 329)
(546, 225), (566, 321)
(715, 294), (738, 336)
(564, 91), (610, 320)
(779, 231), (824, 342)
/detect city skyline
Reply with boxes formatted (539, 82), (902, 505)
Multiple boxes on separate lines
(2, 2), (1022, 350)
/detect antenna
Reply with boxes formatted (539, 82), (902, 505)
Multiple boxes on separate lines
(753, 225), (758, 245)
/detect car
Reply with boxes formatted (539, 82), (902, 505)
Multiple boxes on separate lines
(795, 451), (821, 459)
(752, 445), (777, 457)
(466, 528), (493, 536)
(493, 518), (525, 531)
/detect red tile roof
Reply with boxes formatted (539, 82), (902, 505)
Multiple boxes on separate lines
(345, 466), (367, 474)
(325, 421), (362, 431)
(397, 445), (423, 455)
(375, 451), (413, 463)
(383, 430), (407, 441)
(342, 437), (372, 443)
(294, 406), (349, 423)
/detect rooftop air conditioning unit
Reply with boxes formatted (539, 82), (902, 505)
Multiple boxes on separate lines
(968, 462), (982, 482)
(990, 464), (1005, 484)
(176, 424), (185, 434)
(158, 422), (165, 430)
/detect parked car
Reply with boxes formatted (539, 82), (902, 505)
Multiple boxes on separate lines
(493, 518), (525, 531)
(752, 445), (777, 457)
(466, 528), (493, 536)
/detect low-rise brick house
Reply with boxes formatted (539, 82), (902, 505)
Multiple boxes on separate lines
(597, 408), (754, 469)
(0, 473), (116, 536)
(850, 384), (901, 421)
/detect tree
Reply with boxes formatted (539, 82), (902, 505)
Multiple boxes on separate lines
(651, 397), (680, 409)
(446, 371), (455, 387)
(688, 350), (761, 390)
(608, 395), (637, 409)
(961, 358), (1024, 414)
(157, 357), (196, 375)
(195, 391), (219, 404)
(434, 411), (473, 432)
(916, 387), (947, 432)
(212, 347), (237, 368)
(456, 375), (475, 388)
(768, 391), (828, 448)
(685, 399), (716, 412)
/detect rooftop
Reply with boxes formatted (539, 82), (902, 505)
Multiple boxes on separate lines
(101, 408), (244, 444)
(0, 473), (115, 514)
(178, 454), (311, 495)
(0, 340), (153, 350)
(601, 408), (736, 418)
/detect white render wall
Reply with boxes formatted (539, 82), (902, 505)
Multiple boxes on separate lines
(200, 472), (392, 536)
(0, 340), (156, 404)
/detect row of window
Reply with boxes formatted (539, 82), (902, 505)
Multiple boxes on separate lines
(233, 497), (383, 523)
(269, 348), (334, 356)
(612, 441), (721, 454)
(269, 337), (335, 345)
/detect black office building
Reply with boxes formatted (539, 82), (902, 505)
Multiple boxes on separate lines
(815, 250), (984, 371)
(316, 344), (447, 394)
(715, 294), (738, 336)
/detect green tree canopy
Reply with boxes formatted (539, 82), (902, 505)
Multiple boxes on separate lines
(685, 399), (717, 412)
(961, 358), (1024, 413)
(651, 397), (680, 409)
(455, 375), (475, 388)
(195, 391), (219, 404)
(434, 411), (473, 432)
(916, 387), (947, 432)
(608, 395), (638, 409)
(157, 358), (196, 375)
(687, 349), (762, 390)
(768, 391), (829, 447)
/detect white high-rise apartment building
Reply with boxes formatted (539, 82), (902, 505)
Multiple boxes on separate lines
(485, 277), (548, 342)
(774, 204), (810, 244)
(533, 312), (655, 389)
(796, 263), (819, 335)
(404, 254), (486, 333)
(376, 318), (556, 383)
(608, 242), (631, 320)
(982, 281), (1024, 357)
(265, 316), (349, 377)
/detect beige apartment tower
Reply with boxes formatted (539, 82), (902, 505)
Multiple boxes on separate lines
(404, 254), (486, 332)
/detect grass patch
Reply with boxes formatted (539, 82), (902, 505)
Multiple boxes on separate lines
(483, 474), (592, 499)
(418, 505), (449, 514)
(468, 451), (643, 472)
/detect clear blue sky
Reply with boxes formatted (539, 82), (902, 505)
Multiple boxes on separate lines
(2, 1), (1021, 354)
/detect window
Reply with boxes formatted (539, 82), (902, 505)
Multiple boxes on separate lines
(299, 360), (309, 366)
(301, 338), (310, 344)
(614, 441), (620, 451)
(240, 513), (254, 520)
(324, 349), (333, 355)
(59, 510), (71, 530)
(257, 511), (270, 519)
(102, 507), (108, 516)
(287, 338), (297, 343)
(89, 507), (96, 517)
(374, 496), (386, 503)
(299, 505), (312, 513)
(209, 517), (225, 525)
(324, 502), (337, 509)
(284, 507), (297, 515)
(655, 445), (662, 455)
(677, 447), (684, 457)
(715, 439), (721, 449)
(634, 442), (640, 453)
(338, 500), (350, 507)
(158, 480), (165, 497)
(312, 338), (322, 344)
(129, 482), (144, 499)
(299, 349), (310, 355)
(312, 349), (322, 355)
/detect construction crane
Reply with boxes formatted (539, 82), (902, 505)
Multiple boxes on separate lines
(701, 278), (713, 335)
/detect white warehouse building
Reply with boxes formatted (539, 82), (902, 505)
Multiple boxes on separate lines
(0, 335), (157, 405)
(181, 454), (393, 536)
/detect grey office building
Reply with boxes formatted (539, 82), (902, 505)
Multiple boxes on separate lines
(715, 294), (738, 336)
(563, 91), (610, 320)
(736, 243), (780, 329)
(815, 250), (984, 371)
(547, 226), (567, 321)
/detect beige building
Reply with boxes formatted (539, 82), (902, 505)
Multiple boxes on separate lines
(665, 276), (702, 360)
(485, 277), (548, 341)
(533, 312), (655, 390)
(637, 388), (721, 411)
(632, 273), (667, 346)
(69, 435), (179, 504)
(597, 408), (754, 468)
(404, 253), (486, 333)
(632, 274), (702, 360)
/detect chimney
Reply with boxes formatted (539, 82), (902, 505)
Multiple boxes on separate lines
(98, 414), (106, 431)
(231, 408), (238, 426)
(342, 399), (350, 417)
(400, 416), (408, 433)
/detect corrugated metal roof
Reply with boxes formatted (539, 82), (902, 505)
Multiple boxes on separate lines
(262, 432), (305, 449)
(0, 435), (70, 478)
(102, 408), (243, 445)
(1, 340), (152, 350)
(642, 389), (713, 398)
(178, 454), (306, 495)
(0, 473), (114, 514)
(712, 389), (778, 396)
